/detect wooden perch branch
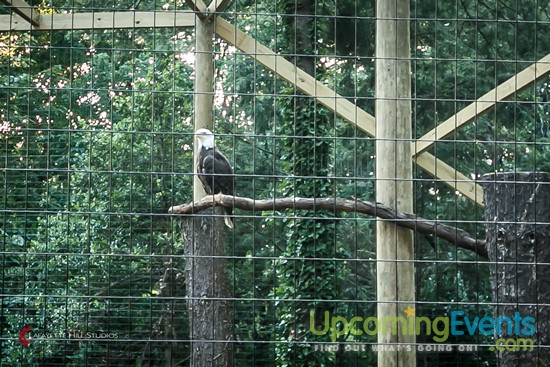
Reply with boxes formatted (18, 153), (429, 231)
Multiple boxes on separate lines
(169, 194), (487, 258)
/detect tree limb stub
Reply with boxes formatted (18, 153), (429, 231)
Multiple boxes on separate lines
(169, 194), (487, 258)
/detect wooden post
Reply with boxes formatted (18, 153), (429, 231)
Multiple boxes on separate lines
(482, 172), (550, 366)
(192, 9), (215, 202)
(375, 0), (415, 366)
(183, 2), (233, 366)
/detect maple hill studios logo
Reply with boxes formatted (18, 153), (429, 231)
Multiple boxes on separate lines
(19, 326), (32, 346)
(15, 325), (119, 344)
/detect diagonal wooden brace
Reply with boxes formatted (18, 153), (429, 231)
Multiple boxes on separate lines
(185, 0), (230, 20)
(207, 0), (231, 14)
(184, 0), (207, 19)
(1, 0), (41, 26)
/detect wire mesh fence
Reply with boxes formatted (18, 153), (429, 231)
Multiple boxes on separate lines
(1, 0), (550, 366)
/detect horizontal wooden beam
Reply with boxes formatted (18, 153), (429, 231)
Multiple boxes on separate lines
(0, 10), (195, 31)
(1, 0), (40, 26)
(414, 53), (550, 156)
(215, 17), (484, 206)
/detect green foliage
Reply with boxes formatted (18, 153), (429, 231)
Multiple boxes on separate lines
(0, 18), (193, 364)
(271, 5), (360, 354)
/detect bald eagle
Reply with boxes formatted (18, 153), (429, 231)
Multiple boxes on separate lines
(195, 128), (235, 228)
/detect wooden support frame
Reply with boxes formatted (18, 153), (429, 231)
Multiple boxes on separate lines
(0, 11), (195, 31)
(414, 53), (550, 156)
(2, 8), (549, 207)
(375, 0), (415, 364)
(181, 2), (234, 366)
(184, 0), (231, 20)
(188, 0), (215, 202)
(415, 152), (484, 201)
(409, 53), (550, 205)
(184, 0), (208, 20)
(207, 0), (232, 14)
(216, 19), (376, 136)
(214, 17), (484, 205)
(1, 0), (40, 26)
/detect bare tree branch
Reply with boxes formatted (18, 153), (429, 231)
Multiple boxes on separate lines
(169, 194), (487, 258)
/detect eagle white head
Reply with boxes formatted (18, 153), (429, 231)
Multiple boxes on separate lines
(195, 128), (215, 149)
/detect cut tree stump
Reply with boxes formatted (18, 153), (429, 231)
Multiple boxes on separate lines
(482, 172), (550, 366)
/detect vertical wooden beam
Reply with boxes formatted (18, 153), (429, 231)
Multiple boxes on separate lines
(375, 0), (415, 366)
(184, 3), (233, 367)
(192, 12), (215, 202)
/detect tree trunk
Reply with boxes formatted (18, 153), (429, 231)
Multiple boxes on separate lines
(482, 172), (550, 366)
(182, 207), (233, 367)
(285, 0), (314, 75)
(274, 1), (338, 366)
(153, 265), (187, 366)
